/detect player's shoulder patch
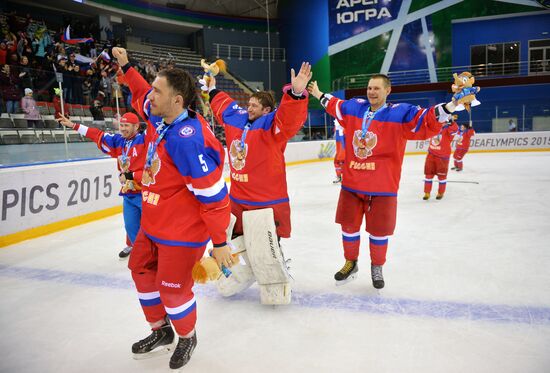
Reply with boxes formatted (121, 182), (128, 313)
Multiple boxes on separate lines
(179, 124), (196, 138)
(355, 98), (366, 104)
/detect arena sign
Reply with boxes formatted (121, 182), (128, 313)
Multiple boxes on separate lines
(329, 0), (400, 46)
(0, 159), (121, 241)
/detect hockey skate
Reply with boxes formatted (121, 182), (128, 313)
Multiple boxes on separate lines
(422, 193), (430, 200)
(334, 260), (358, 286)
(132, 317), (176, 359)
(436, 193), (444, 200)
(119, 246), (132, 259)
(451, 166), (457, 170)
(371, 264), (385, 289)
(169, 332), (197, 370)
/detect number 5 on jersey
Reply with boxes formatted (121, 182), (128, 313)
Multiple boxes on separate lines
(199, 154), (209, 172)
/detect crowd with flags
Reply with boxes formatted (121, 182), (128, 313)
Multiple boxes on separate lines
(0, 10), (127, 115)
(0, 10), (183, 121)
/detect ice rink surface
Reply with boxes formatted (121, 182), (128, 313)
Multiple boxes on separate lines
(1, 151), (549, 373)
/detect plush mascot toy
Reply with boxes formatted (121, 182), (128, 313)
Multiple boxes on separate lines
(451, 72), (481, 112)
(198, 58), (227, 96)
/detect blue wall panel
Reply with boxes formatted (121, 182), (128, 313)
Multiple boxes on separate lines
(452, 12), (550, 67)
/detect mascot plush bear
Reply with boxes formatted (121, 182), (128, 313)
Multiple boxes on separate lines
(198, 58), (227, 95)
(451, 72), (481, 112)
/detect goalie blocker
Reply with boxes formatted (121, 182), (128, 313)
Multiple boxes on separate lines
(216, 208), (292, 305)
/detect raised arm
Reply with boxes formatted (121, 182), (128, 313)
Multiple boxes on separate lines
(112, 47), (153, 122)
(56, 113), (123, 157)
(308, 80), (355, 128)
(271, 62), (311, 142)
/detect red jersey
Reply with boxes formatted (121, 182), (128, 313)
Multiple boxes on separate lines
(428, 122), (459, 160)
(125, 67), (230, 247)
(210, 87), (308, 206)
(455, 127), (475, 150)
(324, 95), (449, 196)
(73, 123), (145, 195)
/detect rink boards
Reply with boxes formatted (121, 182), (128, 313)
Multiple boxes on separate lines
(1, 131), (549, 246)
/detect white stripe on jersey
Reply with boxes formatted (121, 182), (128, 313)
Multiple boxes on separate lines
(186, 176), (225, 197)
(335, 99), (343, 121)
(143, 98), (151, 119)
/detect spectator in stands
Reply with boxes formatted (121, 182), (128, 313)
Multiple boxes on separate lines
(90, 94), (105, 121)
(100, 70), (112, 106)
(89, 41), (97, 59)
(8, 51), (19, 66)
(0, 41), (8, 65)
(71, 64), (84, 104)
(508, 119), (517, 132)
(22, 37), (34, 60)
(19, 55), (33, 89)
(0, 64), (22, 114)
(82, 76), (92, 106)
(32, 27), (51, 65)
(21, 88), (40, 128)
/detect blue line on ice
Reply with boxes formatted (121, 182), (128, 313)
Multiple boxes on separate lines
(1, 264), (549, 325)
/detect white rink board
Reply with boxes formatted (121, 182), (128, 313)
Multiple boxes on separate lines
(2, 131), (549, 237)
(0, 159), (121, 236)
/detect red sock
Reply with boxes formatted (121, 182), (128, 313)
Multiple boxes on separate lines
(369, 235), (388, 266)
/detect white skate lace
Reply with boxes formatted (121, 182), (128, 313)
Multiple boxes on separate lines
(371, 265), (383, 281)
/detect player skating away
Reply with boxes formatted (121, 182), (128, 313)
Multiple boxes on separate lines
(423, 116), (459, 200)
(452, 122), (475, 172)
(308, 74), (459, 289)
(333, 119), (345, 184)
(57, 112), (144, 259)
(203, 63), (311, 241)
(112, 47), (232, 370)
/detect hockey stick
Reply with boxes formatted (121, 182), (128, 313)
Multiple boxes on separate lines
(446, 180), (479, 184)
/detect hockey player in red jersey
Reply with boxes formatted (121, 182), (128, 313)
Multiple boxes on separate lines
(333, 118), (346, 184)
(452, 122), (475, 171)
(202, 62), (311, 240)
(57, 112), (144, 259)
(112, 47), (232, 370)
(308, 74), (460, 289)
(423, 116), (459, 200)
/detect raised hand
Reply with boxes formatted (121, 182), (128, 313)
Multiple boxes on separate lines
(291, 62), (313, 94)
(307, 80), (323, 100)
(112, 47), (129, 66)
(56, 114), (75, 129)
(198, 75), (216, 91)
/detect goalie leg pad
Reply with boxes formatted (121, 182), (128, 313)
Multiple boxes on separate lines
(259, 283), (291, 305)
(243, 208), (291, 305)
(216, 236), (256, 297)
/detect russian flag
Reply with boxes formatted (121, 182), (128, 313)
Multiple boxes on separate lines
(99, 50), (111, 62)
(61, 25), (94, 45)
